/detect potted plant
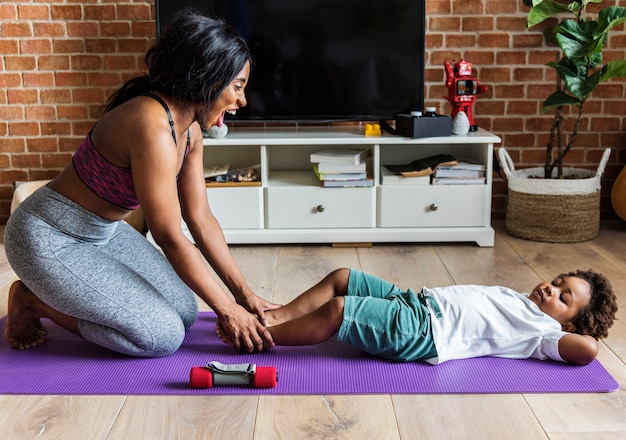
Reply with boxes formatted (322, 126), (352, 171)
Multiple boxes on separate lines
(498, 0), (626, 242)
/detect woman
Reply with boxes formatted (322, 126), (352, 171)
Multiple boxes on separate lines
(4, 10), (279, 357)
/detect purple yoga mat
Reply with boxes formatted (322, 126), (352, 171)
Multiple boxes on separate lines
(0, 313), (618, 395)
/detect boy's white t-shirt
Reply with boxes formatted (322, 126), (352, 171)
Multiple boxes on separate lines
(422, 285), (567, 365)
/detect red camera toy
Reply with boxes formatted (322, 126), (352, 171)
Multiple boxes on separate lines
(444, 58), (488, 132)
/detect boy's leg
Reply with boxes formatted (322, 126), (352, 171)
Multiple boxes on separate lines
(265, 267), (350, 326)
(267, 269), (405, 349)
(267, 297), (345, 346)
(216, 268), (349, 347)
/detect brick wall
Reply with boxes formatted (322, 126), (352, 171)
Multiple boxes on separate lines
(1, 0), (625, 224)
(0, 1), (154, 223)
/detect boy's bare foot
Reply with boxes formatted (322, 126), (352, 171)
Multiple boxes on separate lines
(214, 320), (235, 347)
(4, 280), (47, 349)
(264, 307), (290, 327)
(214, 308), (286, 344)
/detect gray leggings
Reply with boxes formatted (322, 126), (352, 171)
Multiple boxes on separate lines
(4, 186), (198, 357)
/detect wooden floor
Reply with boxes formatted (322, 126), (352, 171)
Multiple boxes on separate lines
(1, 221), (625, 439)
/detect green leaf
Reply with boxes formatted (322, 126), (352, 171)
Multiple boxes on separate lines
(554, 20), (599, 59)
(588, 51), (603, 70)
(541, 90), (582, 112)
(527, 0), (574, 27)
(600, 59), (626, 81)
(549, 57), (582, 80)
(598, 6), (626, 30)
(570, 71), (601, 98)
(560, 65), (591, 99)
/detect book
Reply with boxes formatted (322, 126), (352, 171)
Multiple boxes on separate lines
(431, 177), (486, 185)
(322, 177), (374, 188)
(310, 148), (370, 165)
(434, 161), (486, 178)
(316, 161), (367, 173)
(380, 166), (430, 185)
(204, 164), (230, 179)
(313, 165), (367, 181)
(437, 160), (486, 171)
(384, 154), (457, 177)
(434, 169), (485, 178)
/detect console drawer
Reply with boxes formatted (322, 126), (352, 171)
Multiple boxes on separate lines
(378, 185), (486, 227)
(206, 187), (263, 229)
(267, 187), (374, 229)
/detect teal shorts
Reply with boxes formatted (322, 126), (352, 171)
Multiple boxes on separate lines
(337, 269), (437, 362)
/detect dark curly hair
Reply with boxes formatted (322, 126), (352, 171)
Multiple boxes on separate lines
(106, 8), (250, 111)
(562, 269), (617, 339)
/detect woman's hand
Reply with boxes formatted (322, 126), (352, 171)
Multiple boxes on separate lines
(235, 289), (281, 327)
(217, 303), (276, 353)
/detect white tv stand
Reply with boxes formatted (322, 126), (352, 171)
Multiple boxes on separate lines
(196, 127), (500, 247)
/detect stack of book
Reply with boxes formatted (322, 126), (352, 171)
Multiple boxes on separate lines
(431, 161), (486, 185)
(380, 166), (430, 185)
(310, 148), (373, 187)
(382, 154), (457, 185)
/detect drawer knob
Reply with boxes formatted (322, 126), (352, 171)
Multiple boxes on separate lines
(429, 203), (438, 211)
(316, 205), (325, 213)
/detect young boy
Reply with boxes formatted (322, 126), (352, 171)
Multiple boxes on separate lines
(217, 268), (617, 365)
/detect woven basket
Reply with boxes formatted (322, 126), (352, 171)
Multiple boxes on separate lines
(498, 147), (611, 243)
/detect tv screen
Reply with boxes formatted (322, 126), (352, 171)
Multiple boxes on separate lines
(156, 0), (426, 123)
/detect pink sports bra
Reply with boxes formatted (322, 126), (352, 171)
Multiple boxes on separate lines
(73, 93), (190, 210)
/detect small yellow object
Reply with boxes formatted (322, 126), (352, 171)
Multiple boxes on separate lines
(365, 123), (381, 136)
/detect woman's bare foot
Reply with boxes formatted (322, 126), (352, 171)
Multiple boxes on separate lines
(4, 280), (48, 349)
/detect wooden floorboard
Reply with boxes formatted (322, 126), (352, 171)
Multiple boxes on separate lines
(1, 222), (625, 439)
(107, 395), (259, 439)
(255, 395), (399, 440)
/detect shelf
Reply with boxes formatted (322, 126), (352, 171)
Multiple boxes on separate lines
(205, 181), (261, 188)
(194, 129), (501, 246)
(204, 126), (500, 146)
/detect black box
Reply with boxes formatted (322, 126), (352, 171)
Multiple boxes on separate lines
(395, 114), (452, 138)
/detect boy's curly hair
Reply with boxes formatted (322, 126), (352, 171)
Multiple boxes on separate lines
(563, 269), (618, 339)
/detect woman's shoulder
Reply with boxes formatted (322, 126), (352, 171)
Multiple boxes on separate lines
(96, 97), (178, 143)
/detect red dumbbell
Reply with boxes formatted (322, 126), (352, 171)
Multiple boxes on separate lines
(190, 361), (278, 389)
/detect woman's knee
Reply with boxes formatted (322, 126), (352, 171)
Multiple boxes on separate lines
(180, 306), (198, 330)
(144, 322), (186, 357)
(86, 316), (188, 358)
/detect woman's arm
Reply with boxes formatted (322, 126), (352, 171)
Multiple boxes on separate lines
(131, 116), (273, 352)
(177, 126), (279, 316)
(558, 333), (599, 365)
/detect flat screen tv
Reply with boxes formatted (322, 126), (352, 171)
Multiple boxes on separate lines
(155, 0), (426, 123)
